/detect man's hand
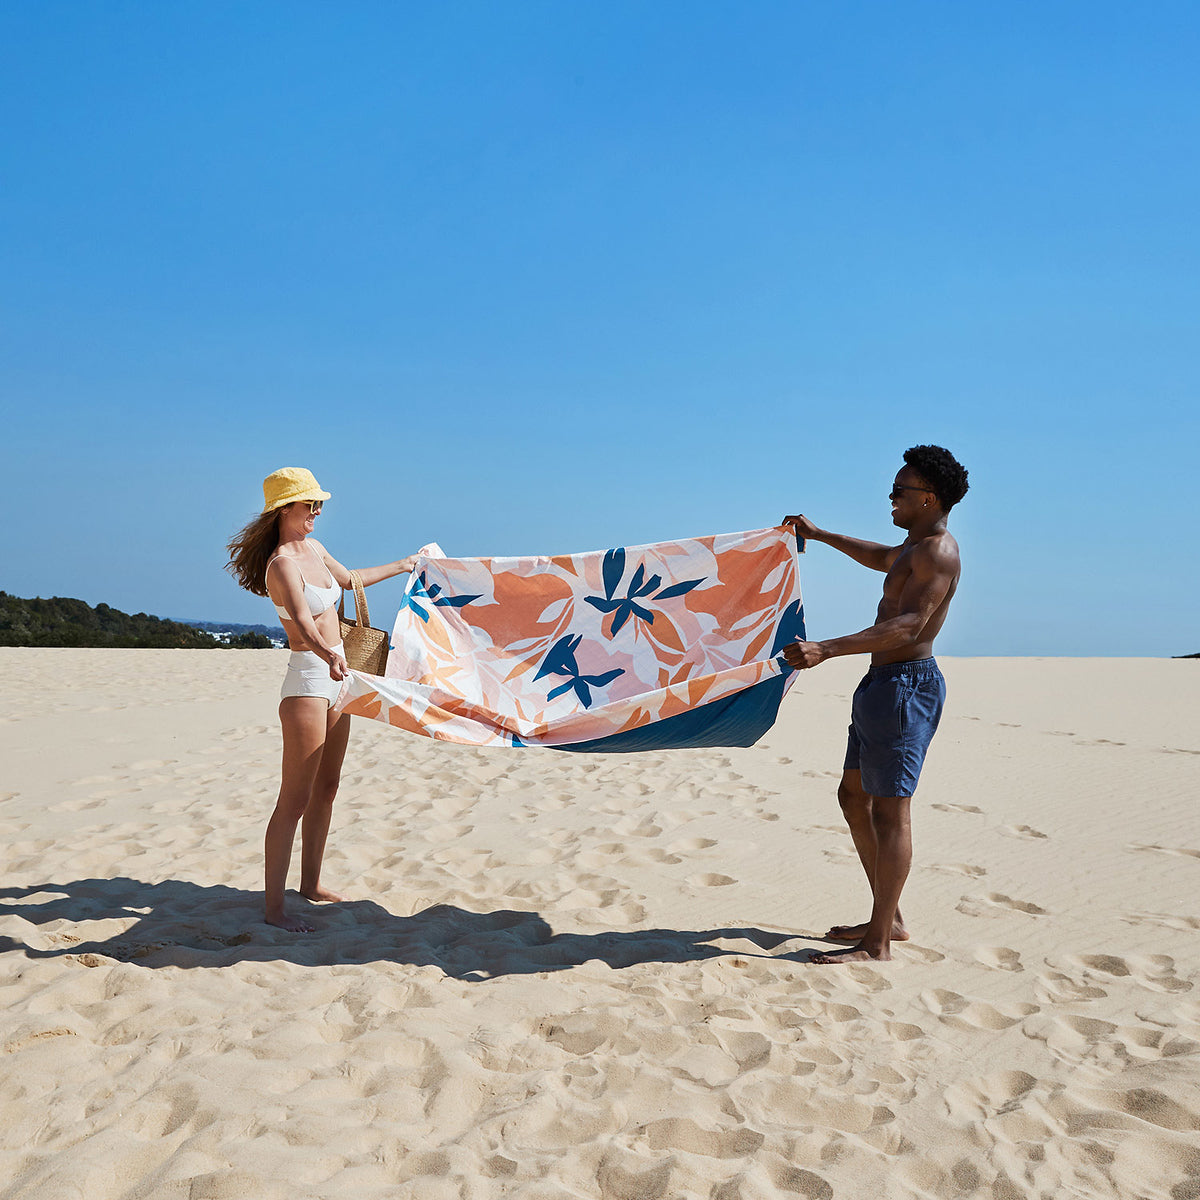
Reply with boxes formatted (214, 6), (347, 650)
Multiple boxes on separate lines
(782, 514), (819, 542)
(782, 640), (829, 670)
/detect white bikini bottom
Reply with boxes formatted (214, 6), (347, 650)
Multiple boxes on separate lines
(280, 642), (346, 706)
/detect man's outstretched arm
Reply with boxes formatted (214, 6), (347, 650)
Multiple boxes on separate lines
(782, 514), (900, 573)
(782, 538), (958, 669)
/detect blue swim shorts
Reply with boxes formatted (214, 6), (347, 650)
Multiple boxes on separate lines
(843, 658), (946, 798)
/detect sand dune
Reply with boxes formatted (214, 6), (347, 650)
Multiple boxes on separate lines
(1, 649), (1197, 1199)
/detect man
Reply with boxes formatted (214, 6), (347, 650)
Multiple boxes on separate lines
(782, 445), (968, 964)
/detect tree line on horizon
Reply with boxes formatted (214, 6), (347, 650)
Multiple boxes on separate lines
(0, 592), (274, 649)
(2, 589), (1193, 657)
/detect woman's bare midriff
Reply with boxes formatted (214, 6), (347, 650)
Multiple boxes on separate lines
(280, 608), (342, 654)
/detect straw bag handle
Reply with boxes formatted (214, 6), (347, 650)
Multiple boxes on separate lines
(337, 570), (371, 628)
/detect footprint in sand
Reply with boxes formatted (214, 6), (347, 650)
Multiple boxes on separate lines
(1001, 824), (1048, 840)
(944, 1070), (1038, 1121)
(920, 988), (968, 1015)
(1035, 969), (1108, 1004)
(613, 818), (663, 839)
(642, 1117), (765, 1159)
(932, 803), (984, 814)
(1067, 952), (1193, 994)
(1025, 1012), (1120, 1067)
(904, 944), (946, 964)
(56, 797), (110, 813)
(929, 862), (987, 877)
(581, 842), (623, 858)
(921, 989), (1037, 1030)
(1071, 953), (1132, 977)
(668, 837), (718, 852)
(956, 892), (1048, 918)
(1111, 1022), (1200, 1062)
(615, 848), (683, 868)
(1129, 843), (1200, 860)
(1122, 911), (1200, 932)
(687, 873), (736, 888)
(423, 822), (473, 842)
(822, 846), (858, 863)
(974, 945), (1023, 972)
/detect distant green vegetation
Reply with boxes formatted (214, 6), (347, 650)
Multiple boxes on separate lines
(0, 592), (274, 649)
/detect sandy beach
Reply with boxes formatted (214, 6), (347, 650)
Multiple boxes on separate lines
(1, 648), (1197, 1199)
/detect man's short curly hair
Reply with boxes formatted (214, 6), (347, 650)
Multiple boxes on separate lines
(903, 445), (969, 510)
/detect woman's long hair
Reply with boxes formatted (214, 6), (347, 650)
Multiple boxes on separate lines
(226, 509), (283, 597)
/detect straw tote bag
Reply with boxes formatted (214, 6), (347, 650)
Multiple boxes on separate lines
(338, 571), (389, 675)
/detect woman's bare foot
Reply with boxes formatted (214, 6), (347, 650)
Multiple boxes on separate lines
(300, 885), (349, 903)
(810, 942), (892, 964)
(825, 920), (909, 943)
(265, 910), (315, 933)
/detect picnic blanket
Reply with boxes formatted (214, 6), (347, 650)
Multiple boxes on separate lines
(335, 526), (805, 751)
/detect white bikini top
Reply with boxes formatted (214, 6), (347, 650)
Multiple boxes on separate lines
(268, 549), (340, 621)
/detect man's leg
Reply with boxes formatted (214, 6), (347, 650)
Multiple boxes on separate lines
(813, 795), (911, 964)
(825, 769), (909, 942)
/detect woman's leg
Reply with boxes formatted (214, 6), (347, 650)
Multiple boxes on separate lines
(265, 696), (329, 931)
(299, 708), (351, 902)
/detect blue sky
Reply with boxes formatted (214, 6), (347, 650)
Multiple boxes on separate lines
(2, 3), (1197, 655)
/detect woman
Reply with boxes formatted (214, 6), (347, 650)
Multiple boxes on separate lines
(226, 467), (417, 932)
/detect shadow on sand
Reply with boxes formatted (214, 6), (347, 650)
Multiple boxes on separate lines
(0, 876), (819, 979)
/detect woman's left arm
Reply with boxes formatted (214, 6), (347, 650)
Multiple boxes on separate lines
(315, 542), (417, 589)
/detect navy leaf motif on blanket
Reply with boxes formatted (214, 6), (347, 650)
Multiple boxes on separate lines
(534, 634), (624, 708)
(400, 570), (481, 624)
(585, 547), (706, 636)
(770, 600), (807, 668)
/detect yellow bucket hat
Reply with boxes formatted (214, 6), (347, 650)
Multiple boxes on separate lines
(262, 467), (332, 513)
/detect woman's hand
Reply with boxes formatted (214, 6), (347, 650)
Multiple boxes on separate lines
(328, 651), (350, 681)
(397, 554), (418, 575)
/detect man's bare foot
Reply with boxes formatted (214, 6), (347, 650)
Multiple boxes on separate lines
(810, 942), (891, 964)
(825, 920), (908, 943)
(300, 885), (349, 903)
(265, 911), (315, 933)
